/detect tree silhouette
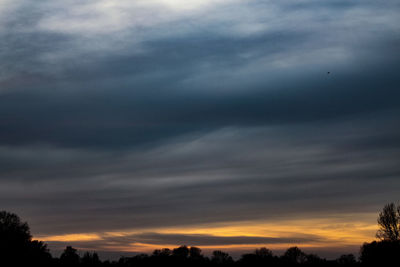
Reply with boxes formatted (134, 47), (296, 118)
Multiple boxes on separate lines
(255, 247), (273, 258)
(376, 202), (400, 241)
(189, 246), (202, 258)
(239, 247), (275, 266)
(337, 254), (356, 265)
(283, 246), (307, 264)
(172, 245), (190, 258)
(0, 210), (31, 248)
(152, 248), (171, 257)
(360, 240), (400, 266)
(60, 246), (80, 266)
(359, 203), (400, 266)
(27, 240), (52, 265)
(0, 210), (51, 265)
(81, 251), (101, 267)
(305, 253), (325, 266)
(211, 250), (233, 265)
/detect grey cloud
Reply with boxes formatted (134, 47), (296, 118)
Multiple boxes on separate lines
(131, 232), (324, 246)
(1, 2), (399, 151)
(1, 3), (399, 149)
(0, 62), (399, 149)
(1, 114), (399, 235)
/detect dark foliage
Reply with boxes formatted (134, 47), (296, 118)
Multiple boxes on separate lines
(360, 240), (400, 266)
(172, 245), (190, 258)
(211, 250), (234, 266)
(336, 254), (357, 266)
(60, 246), (81, 266)
(0, 210), (52, 266)
(81, 251), (102, 267)
(238, 247), (276, 266)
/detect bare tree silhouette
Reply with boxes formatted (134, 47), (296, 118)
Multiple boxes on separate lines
(376, 202), (400, 241)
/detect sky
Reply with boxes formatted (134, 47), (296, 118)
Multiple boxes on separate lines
(1, 0), (400, 260)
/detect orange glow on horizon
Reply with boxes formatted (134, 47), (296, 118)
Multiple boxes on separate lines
(36, 212), (378, 253)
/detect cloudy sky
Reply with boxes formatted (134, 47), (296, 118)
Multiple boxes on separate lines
(1, 0), (400, 259)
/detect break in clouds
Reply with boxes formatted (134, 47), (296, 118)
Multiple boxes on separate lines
(1, 0), (400, 254)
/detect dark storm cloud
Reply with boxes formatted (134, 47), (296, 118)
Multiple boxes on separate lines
(0, 0), (399, 249)
(0, 5), (399, 149)
(1, 63), (399, 149)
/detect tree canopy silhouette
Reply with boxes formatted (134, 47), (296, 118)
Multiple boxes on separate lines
(61, 246), (80, 266)
(172, 245), (190, 258)
(358, 202), (400, 266)
(283, 246), (307, 264)
(0, 210), (51, 265)
(81, 251), (101, 267)
(360, 240), (400, 266)
(211, 250), (233, 265)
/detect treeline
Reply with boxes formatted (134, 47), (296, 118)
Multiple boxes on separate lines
(1, 204), (400, 266)
(2, 241), (400, 267)
(35, 244), (384, 266)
